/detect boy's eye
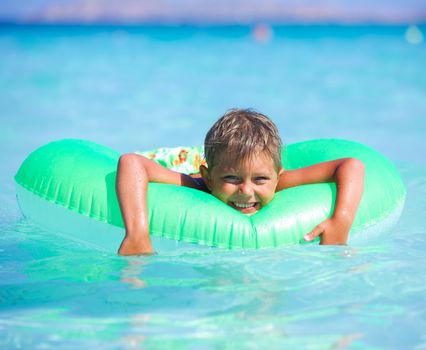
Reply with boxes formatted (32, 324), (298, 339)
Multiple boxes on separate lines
(254, 176), (269, 184)
(223, 175), (240, 183)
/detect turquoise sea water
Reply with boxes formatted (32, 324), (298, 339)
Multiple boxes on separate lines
(1, 24), (426, 349)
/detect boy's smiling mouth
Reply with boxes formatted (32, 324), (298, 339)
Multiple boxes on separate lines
(229, 201), (260, 214)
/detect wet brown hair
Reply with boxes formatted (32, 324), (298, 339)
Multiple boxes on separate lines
(204, 108), (283, 171)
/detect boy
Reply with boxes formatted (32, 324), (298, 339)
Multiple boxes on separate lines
(116, 109), (365, 255)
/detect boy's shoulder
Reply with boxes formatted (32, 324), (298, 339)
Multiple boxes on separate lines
(189, 175), (209, 193)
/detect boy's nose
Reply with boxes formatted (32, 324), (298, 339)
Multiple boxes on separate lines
(238, 182), (254, 196)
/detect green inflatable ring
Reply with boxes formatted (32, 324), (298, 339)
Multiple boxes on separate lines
(15, 139), (406, 252)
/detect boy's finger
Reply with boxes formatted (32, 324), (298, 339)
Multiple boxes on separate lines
(304, 226), (324, 241)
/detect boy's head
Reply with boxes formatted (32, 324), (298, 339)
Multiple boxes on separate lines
(204, 108), (283, 171)
(200, 108), (283, 215)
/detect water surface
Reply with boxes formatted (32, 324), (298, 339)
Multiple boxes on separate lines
(1, 24), (426, 349)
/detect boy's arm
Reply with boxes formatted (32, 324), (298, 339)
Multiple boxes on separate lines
(116, 153), (203, 256)
(276, 158), (365, 245)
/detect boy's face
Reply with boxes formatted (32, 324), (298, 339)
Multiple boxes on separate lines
(200, 151), (282, 215)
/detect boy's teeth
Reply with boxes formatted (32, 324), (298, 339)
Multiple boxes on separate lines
(234, 202), (255, 208)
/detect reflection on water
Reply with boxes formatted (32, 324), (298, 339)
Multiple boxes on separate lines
(120, 259), (148, 289)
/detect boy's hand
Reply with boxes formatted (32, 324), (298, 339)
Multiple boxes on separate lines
(118, 235), (155, 256)
(304, 214), (352, 245)
(279, 157), (364, 245)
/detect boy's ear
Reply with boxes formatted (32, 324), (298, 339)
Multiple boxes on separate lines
(199, 165), (211, 190)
